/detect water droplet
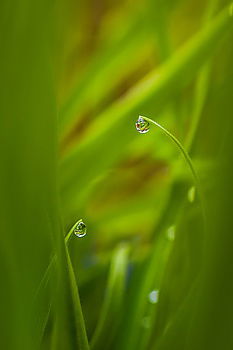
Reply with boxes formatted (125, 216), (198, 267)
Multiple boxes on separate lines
(74, 220), (87, 238)
(188, 186), (195, 203)
(135, 116), (150, 134)
(148, 290), (159, 304)
(167, 226), (175, 241)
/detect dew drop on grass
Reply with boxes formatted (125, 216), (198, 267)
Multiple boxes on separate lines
(135, 115), (150, 134)
(74, 221), (87, 237)
(148, 290), (159, 304)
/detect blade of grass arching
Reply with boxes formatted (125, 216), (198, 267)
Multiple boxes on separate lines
(61, 4), (233, 218)
(140, 115), (206, 227)
(90, 244), (130, 350)
(141, 116), (199, 186)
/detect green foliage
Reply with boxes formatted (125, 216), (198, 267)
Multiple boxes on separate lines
(1, 0), (233, 350)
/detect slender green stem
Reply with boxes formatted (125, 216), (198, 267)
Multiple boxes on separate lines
(65, 218), (83, 244)
(35, 219), (82, 302)
(141, 115), (205, 222)
(34, 218), (84, 344)
(142, 116), (198, 184)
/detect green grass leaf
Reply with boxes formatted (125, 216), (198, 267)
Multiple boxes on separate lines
(90, 244), (130, 350)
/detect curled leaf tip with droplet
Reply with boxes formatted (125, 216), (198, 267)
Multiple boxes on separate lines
(74, 219), (87, 238)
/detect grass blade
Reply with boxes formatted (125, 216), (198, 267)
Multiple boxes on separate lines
(90, 244), (130, 350)
(35, 219), (87, 346)
(51, 235), (90, 350)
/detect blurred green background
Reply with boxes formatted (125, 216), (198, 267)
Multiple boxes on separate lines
(0, 0), (233, 349)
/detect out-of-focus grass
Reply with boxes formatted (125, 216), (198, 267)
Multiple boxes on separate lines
(1, 0), (233, 350)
